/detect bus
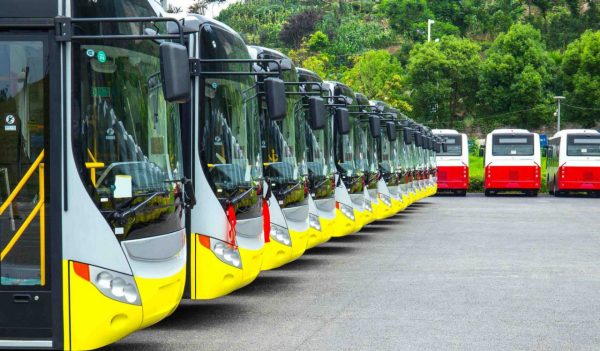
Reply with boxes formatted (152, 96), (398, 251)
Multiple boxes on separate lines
(432, 129), (469, 196)
(298, 68), (337, 249)
(323, 81), (365, 236)
(181, 17), (287, 299)
(1, 1), (192, 349)
(484, 129), (541, 196)
(353, 94), (381, 223)
(547, 129), (600, 196)
(249, 46), (310, 270)
(369, 100), (405, 216)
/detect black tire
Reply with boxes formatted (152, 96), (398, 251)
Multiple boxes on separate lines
(484, 190), (492, 197)
(530, 190), (538, 197)
(456, 190), (467, 197)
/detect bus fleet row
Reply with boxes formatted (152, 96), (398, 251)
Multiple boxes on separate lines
(0, 3), (445, 350)
(434, 129), (600, 197)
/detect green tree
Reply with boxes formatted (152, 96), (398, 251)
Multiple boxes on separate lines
(342, 50), (412, 112)
(478, 23), (556, 131)
(406, 36), (481, 128)
(307, 31), (330, 52)
(561, 30), (600, 127)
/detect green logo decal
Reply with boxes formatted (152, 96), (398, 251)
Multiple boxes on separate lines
(97, 50), (107, 63)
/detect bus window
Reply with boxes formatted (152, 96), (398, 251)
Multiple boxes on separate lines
(492, 135), (534, 156)
(567, 135), (600, 156)
(438, 135), (462, 156)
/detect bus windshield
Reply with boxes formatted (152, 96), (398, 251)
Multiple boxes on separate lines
(73, 0), (185, 239)
(567, 135), (600, 156)
(492, 134), (534, 156)
(438, 135), (462, 156)
(200, 25), (262, 205)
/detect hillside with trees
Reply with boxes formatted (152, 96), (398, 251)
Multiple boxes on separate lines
(216, 0), (600, 134)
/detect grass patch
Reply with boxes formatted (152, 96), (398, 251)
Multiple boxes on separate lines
(467, 154), (547, 193)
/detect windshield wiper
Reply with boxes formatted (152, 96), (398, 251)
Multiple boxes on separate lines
(279, 182), (302, 197)
(313, 177), (332, 191)
(230, 187), (255, 205)
(110, 190), (169, 223)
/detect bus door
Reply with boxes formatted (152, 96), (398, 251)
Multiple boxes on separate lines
(0, 34), (55, 348)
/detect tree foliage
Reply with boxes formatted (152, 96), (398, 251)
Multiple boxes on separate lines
(407, 36), (481, 128)
(561, 30), (600, 127)
(343, 50), (412, 113)
(477, 24), (556, 130)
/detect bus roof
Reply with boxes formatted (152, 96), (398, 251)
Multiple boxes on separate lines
(550, 129), (600, 139)
(432, 129), (460, 135)
(490, 128), (531, 134)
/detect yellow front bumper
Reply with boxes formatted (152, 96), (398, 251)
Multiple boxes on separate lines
(374, 200), (394, 220)
(365, 208), (376, 225)
(261, 238), (293, 271)
(136, 267), (186, 329)
(190, 234), (243, 300)
(290, 228), (309, 261)
(239, 246), (264, 287)
(331, 208), (357, 237)
(355, 209), (370, 230)
(391, 197), (404, 214)
(306, 216), (334, 249)
(64, 261), (142, 351)
(64, 259), (186, 350)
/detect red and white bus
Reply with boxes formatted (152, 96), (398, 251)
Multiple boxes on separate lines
(484, 129), (541, 196)
(547, 129), (600, 196)
(432, 129), (469, 196)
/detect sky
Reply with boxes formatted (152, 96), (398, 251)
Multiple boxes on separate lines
(168, 0), (237, 18)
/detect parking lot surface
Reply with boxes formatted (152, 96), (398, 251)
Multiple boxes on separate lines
(106, 195), (600, 350)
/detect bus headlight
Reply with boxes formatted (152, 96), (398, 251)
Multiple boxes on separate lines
(270, 224), (291, 246)
(212, 240), (242, 269)
(379, 193), (392, 207)
(88, 265), (141, 305)
(309, 214), (322, 232)
(364, 199), (373, 213)
(339, 203), (355, 221)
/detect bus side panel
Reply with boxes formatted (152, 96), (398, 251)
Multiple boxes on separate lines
(485, 165), (541, 190)
(557, 166), (600, 191)
(437, 165), (469, 190)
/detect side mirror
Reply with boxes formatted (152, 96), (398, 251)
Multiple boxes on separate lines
(443, 142), (448, 153)
(264, 78), (287, 121)
(369, 115), (381, 138)
(267, 58), (293, 72)
(386, 122), (397, 141)
(159, 42), (191, 103)
(308, 96), (326, 130)
(435, 142), (441, 153)
(403, 128), (412, 145)
(479, 146), (485, 157)
(413, 131), (421, 147)
(335, 108), (350, 135)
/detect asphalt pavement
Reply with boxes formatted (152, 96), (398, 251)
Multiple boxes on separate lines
(105, 194), (600, 351)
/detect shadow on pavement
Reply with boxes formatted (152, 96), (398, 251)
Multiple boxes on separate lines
(303, 245), (359, 256)
(231, 275), (301, 297)
(273, 256), (329, 271)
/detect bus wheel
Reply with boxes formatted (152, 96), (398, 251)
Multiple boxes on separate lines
(590, 191), (600, 198)
(456, 190), (467, 197)
(530, 190), (538, 197)
(484, 190), (493, 197)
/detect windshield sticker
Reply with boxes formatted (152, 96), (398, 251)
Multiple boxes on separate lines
(92, 87), (111, 98)
(86, 49), (95, 58)
(4, 114), (16, 131)
(106, 127), (115, 140)
(113, 175), (133, 199)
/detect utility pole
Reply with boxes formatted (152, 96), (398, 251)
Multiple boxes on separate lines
(554, 96), (565, 132)
(427, 19), (435, 42)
